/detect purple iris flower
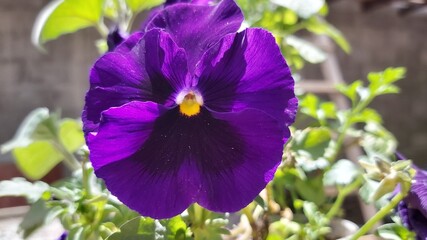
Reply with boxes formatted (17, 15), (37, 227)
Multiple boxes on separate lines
(397, 165), (427, 239)
(83, 0), (297, 219)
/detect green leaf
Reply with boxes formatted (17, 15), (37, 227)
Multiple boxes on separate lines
(192, 218), (230, 240)
(68, 226), (85, 240)
(32, 0), (105, 47)
(13, 142), (63, 180)
(367, 67), (405, 96)
(59, 119), (85, 152)
(19, 200), (51, 238)
(107, 216), (187, 240)
(306, 17), (351, 53)
(359, 178), (380, 203)
(350, 108), (383, 124)
(125, 0), (165, 14)
(295, 175), (326, 205)
(0, 178), (49, 203)
(271, 0), (325, 18)
(376, 223), (416, 240)
(292, 128), (332, 161)
(285, 36), (327, 64)
(10, 118), (84, 180)
(362, 122), (397, 158)
(1, 108), (50, 153)
(336, 80), (363, 104)
(324, 159), (361, 186)
(300, 94), (319, 119)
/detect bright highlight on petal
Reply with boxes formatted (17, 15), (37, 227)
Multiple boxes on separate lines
(176, 91), (203, 117)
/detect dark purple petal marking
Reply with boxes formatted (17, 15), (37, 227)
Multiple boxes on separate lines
(195, 28), (297, 125)
(397, 163), (427, 239)
(96, 154), (200, 219)
(94, 106), (285, 218)
(88, 101), (167, 170)
(406, 168), (427, 218)
(146, 0), (243, 73)
(197, 109), (287, 212)
(407, 208), (427, 240)
(83, 29), (188, 133)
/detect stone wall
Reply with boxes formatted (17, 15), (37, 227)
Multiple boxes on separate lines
(0, 0), (99, 162)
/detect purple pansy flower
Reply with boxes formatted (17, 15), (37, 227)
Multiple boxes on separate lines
(106, 27), (129, 52)
(83, 0), (297, 219)
(398, 165), (427, 239)
(57, 232), (67, 240)
(140, 0), (212, 33)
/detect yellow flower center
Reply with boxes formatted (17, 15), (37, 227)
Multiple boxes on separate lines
(177, 91), (203, 117)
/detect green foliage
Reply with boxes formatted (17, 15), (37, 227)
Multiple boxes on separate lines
(187, 204), (230, 240)
(0, 178), (49, 203)
(305, 16), (351, 53)
(32, 0), (105, 47)
(107, 216), (186, 240)
(236, 0), (350, 71)
(19, 200), (56, 238)
(376, 223), (416, 240)
(285, 36), (327, 64)
(271, 0), (325, 19)
(323, 159), (361, 186)
(125, 0), (165, 14)
(1, 108), (84, 180)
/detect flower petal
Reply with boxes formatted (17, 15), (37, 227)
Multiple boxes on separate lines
(405, 168), (427, 218)
(94, 107), (204, 219)
(87, 101), (167, 170)
(195, 28), (297, 125)
(407, 208), (427, 239)
(94, 105), (286, 218)
(114, 31), (144, 54)
(195, 109), (287, 212)
(83, 29), (188, 133)
(165, 0), (212, 5)
(96, 153), (200, 219)
(146, 0), (243, 73)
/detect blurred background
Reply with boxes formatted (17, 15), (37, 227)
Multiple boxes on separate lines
(0, 0), (426, 209)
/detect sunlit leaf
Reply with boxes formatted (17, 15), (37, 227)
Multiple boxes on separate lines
(59, 119), (85, 152)
(0, 178), (49, 203)
(19, 200), (51, 238)
(32, 0), (105, 47)
(324, 159), (361, 186)
(107, 216), (186, 240)
(271, 0), (325, 18)
(1, 108), (50, 153)
(285, 36), (327, 64)
(306, 17), (351, 53)
(376, 223), (416, 240)
(125, 0), (164, 14)
(13, 142), (63, 180)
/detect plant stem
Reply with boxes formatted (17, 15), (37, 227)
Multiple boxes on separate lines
(52, 140), (80, 171)
(81, 157), (92, 197)
(350, 192), (406, 240)
(326, 177), (363, 220)
(328, 96), (375, 163)
(96, 21), (109, 38)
